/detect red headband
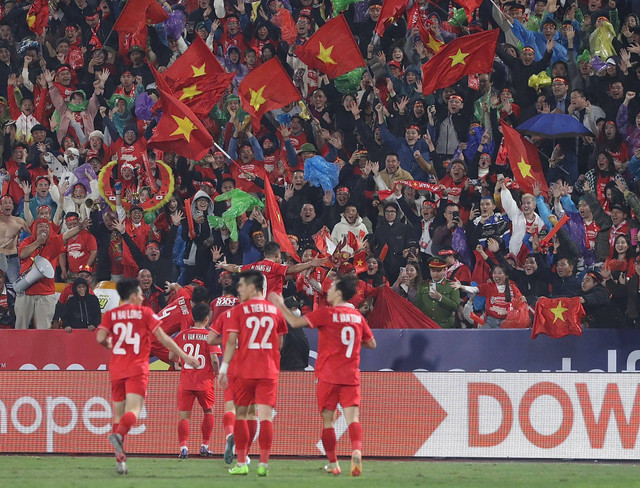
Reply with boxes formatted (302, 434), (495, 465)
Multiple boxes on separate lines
(522, 46), (535, 53)
(422, 201), (437, 209)
(407, 125), (421, 132)
(449, 94), (463, 102)
(552, 77), (568, 85)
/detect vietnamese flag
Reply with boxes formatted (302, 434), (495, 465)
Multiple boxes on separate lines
(113, 0), (169, 32)
(156, 36), (235, 116)
(500, 120), (548, 195)
(418, 19), (443, 54)
(375, 0), (409, 37)
(238, 57), (301, 129)
(455, 0), (483, 21)
(263, 177), (300, 262)
(532, 297), (585, 339)
(148, 90), (213, 161)
(421, 29), (498, 95)
(295, 15), (365, 79)
(27, 0), (49, 36)
(353, 250), (367, 274)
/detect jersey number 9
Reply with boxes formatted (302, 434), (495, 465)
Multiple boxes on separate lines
(341, 326), (355, 358)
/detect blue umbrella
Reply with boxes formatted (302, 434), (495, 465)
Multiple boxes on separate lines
(516, 113), (593, 138)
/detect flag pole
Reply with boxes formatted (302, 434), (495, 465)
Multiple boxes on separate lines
(489, 0), (513, 27)
(213, 141), (250, 173)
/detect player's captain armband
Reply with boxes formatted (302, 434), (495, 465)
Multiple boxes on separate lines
(220, 363), (229, 375)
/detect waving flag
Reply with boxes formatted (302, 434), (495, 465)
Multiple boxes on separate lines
(238, 57), (301, 129)
(263, 177), (300, 262)
(421, 29), (498, 95)
(374, 0), (409, 37)
(113, 0), (169, 33)
(295, 15), (365, 79)
(500, 120), (548, 195)
(532, 297), (584, 339)
(27, 0), (49, 36)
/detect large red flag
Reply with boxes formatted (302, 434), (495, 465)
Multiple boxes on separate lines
(155, 36), (235, 116)
(113, 0), (169, 33)
(27, 0), (49, 36)
(532, 297), (585, 339)
(263, 177), (300, 262)
(418, 19), (443, 54)
(295, 15), (365, 79)
(238, 58), (301, 129)
(421, 29), (498, 95)
(500, 120), (549, 195)
(148, 90), (213, 161)
(455, 0), (483, 21)
(368, 286), (441, 329)
(374, 0), (409, 37)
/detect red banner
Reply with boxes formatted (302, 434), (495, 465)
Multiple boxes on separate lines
(0, 371), (437, 456)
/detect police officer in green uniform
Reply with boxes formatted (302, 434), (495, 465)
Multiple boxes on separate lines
(412, 257), (461, 328)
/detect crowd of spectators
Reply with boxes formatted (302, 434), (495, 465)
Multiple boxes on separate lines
(1, 0), (640, 332)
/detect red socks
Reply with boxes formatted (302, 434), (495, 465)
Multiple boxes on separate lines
(112, 423), (119, 434)
(322, 428), (338, 463)
(178, 419), (189, 448)
(116, 412), (137, 438)
(201, 414), (214, 445)
(223, 411), (235, 437)
(247, 419), (258, 449)
(234, 419), (249, 464)
(348, 422), (362, 452)
(259, 420), (273, 464)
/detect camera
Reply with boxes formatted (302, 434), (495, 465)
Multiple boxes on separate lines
(452, 210), (460, 220)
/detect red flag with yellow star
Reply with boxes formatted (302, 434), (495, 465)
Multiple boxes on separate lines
(352, 250), (367, 274)
(421, 29), (499, 95)
(148, 90), (213, 161)
(532, 297), (585, 339)
(113, 0), (169, 33)
(155, 36), (235, 116)
(500, 120), (548, 195)
(295, 15), (365, 79)
(263, 176), (300, 262)
(238, 57), (301, 129)
(27, 0), (49, 36)
(375, 0), (409, 37)
(418, 19), (443, 54)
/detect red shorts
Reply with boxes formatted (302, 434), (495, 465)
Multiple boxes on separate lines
(177, 387), (215, 411)
(224, 374), (236, 404)
(233, 377), (278, 407)
(316, 378), (360, 412)
(111, 374), (148, 402)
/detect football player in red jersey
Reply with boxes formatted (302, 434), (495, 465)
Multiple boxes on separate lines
(173, 303), (221, 459)
(216, 241), (325, 294)
(269, 275), (377, 477)
(97, 279), (199, 475)
(217, 270), (288, 477)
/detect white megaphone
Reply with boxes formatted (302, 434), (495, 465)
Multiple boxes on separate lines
(13, 256), (55, 294)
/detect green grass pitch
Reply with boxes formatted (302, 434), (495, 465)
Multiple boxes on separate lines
(0, 456), (638, 488)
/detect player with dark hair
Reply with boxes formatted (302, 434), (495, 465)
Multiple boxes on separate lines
(150, 286), (210, 364)
(96, 278), (199, 475)
(269, 275), (376, 477)
(216, 241), (325, 294)
(172, 302), (221, 459)
(216, 270), (288, 476)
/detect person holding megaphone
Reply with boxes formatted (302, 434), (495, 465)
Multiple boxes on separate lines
(14, 217), (89, 329)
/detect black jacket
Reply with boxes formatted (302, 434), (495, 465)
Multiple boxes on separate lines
(61, 278), (102, 329)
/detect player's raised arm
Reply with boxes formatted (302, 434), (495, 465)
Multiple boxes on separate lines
(268, 292), (309, 328)
(154, 327), (199, 368)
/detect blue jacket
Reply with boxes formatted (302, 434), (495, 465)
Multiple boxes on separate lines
(379, 123), (431, 181)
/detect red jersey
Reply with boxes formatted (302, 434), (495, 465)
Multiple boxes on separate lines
(175, 327), (221, 391)
(584, 220), (600, 251)
(240, 259), (289, 295)
(64, 230), (97, 273)
(225, 298), (288, 380)
(211, 294), (239, 320)
(98, 304), (161, 380)
(305, 304), (374, 385)
(18, 233), (65, 296)
(230, 160), (266, 194)
(477, 282), (523, 319)
(211, 308), (238, 376)
(157, 295), (192, 335)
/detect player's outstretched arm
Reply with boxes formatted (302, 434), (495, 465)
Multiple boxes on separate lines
(267, 292), (309, 328)
(154, 328), (199, 368)
(286, 256), (327, 275)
